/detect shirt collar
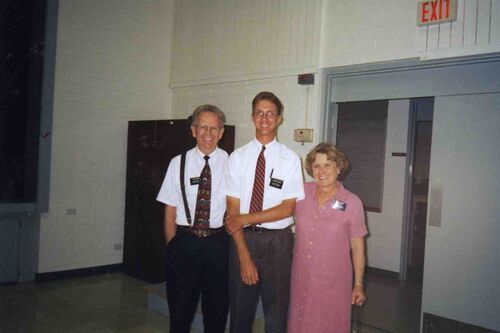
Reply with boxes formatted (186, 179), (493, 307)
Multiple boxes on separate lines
(195, 146), (218, 159)
(335, 181), (347, 200)
(251, 138), (278, 151)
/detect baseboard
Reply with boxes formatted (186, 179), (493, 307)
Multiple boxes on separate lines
(35, 263), (123, 282)
(366, 266), (399, 280)
(423, 313), (499, 333)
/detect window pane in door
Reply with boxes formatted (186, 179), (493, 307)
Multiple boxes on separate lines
(336, 100), (388, 212)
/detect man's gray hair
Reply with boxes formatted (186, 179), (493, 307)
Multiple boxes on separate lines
(191, 104), (226, 126)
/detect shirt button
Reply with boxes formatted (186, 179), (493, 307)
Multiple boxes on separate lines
(309, 241), (313, 245)
(307, 254), (311, 258)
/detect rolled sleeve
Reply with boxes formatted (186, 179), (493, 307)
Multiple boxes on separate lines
(156, 156), (180, 207)
(349, 196), (368, 238)
(282, 154), (305, 201)
(223, 153), (242, 199)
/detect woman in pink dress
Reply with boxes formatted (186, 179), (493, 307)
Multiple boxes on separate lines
(288, 142), (367, 333)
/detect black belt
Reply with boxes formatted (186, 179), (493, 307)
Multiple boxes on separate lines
(245, 225), (287, 233)
(178, 225), (225, 238)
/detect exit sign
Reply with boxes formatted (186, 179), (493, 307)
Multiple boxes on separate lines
(417, 0), (457, 26)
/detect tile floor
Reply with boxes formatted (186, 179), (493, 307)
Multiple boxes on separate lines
(356, 273), (422, 333)
(0, 271), (421, 333)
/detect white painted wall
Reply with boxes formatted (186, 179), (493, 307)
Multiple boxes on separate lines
(320, 0), (500, 67)
(365, 100), (409, 273)
(320, 0), (423, 68)
(170, 0), (322, 86)
(422, 93), (500, 331)
(38, 0), (174, 272)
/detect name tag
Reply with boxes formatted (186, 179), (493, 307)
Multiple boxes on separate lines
(190, 177), (200, 185)
(269, 168), (283, 189)
(332, 199), (346, 211)
(269, 177), (283, 189)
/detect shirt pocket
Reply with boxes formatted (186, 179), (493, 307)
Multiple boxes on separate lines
(265, 171), (285, 206)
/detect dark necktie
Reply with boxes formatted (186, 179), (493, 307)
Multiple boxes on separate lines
(194, 155), (211, 229)
(249, 145), (266, 213)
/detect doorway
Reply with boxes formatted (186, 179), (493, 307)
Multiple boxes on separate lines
(403, 98), (434, 283)
(327, 98), (428, 332)
(323, 55), (500, 332)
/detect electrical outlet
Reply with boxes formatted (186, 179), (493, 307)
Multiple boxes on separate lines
(66, 208), (77, 215)
(294, 129), (313, 142)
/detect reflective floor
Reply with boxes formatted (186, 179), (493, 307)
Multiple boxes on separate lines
(0, 271), (421, 333)
(0, 273), (167, 333)
(355, 272), (422, 333)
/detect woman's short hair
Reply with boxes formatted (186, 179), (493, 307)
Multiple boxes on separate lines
(252, 91), (284, 115)
(304, 142), (349, 177)
(191, 104), (226, 126)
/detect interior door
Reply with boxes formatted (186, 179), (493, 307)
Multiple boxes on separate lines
(406, 98), (433, 281)
(422, 93), (500, 329)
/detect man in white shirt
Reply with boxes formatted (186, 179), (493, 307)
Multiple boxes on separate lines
(224, 92), (305, 333)
(157, 105), (229, 333)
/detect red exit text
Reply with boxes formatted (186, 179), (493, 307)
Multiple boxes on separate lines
(417, 0), (457, 26)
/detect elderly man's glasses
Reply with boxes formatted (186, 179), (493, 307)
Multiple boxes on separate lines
(195, 125), (223, 133)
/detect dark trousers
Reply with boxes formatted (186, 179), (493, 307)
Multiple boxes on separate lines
(229, 227), (294, 333)
(165, 229), (229, 333)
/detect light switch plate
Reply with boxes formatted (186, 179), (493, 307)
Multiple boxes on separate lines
(294, 128), (314, 142)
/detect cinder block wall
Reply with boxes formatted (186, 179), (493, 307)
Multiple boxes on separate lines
(38, 0), (174, 272)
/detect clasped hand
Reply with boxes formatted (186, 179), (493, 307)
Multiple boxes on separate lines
(224, 214), (244, 235)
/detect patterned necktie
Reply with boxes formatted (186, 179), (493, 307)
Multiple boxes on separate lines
(194, 155), (211, 229)
(249, 145), (266, 213)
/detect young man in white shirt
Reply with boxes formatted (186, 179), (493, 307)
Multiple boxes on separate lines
(224, 92), (305, 333)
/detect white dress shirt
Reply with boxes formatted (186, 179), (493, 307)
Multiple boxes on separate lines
(157, 146), (228, 228)
(224, 138), (305, 229)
